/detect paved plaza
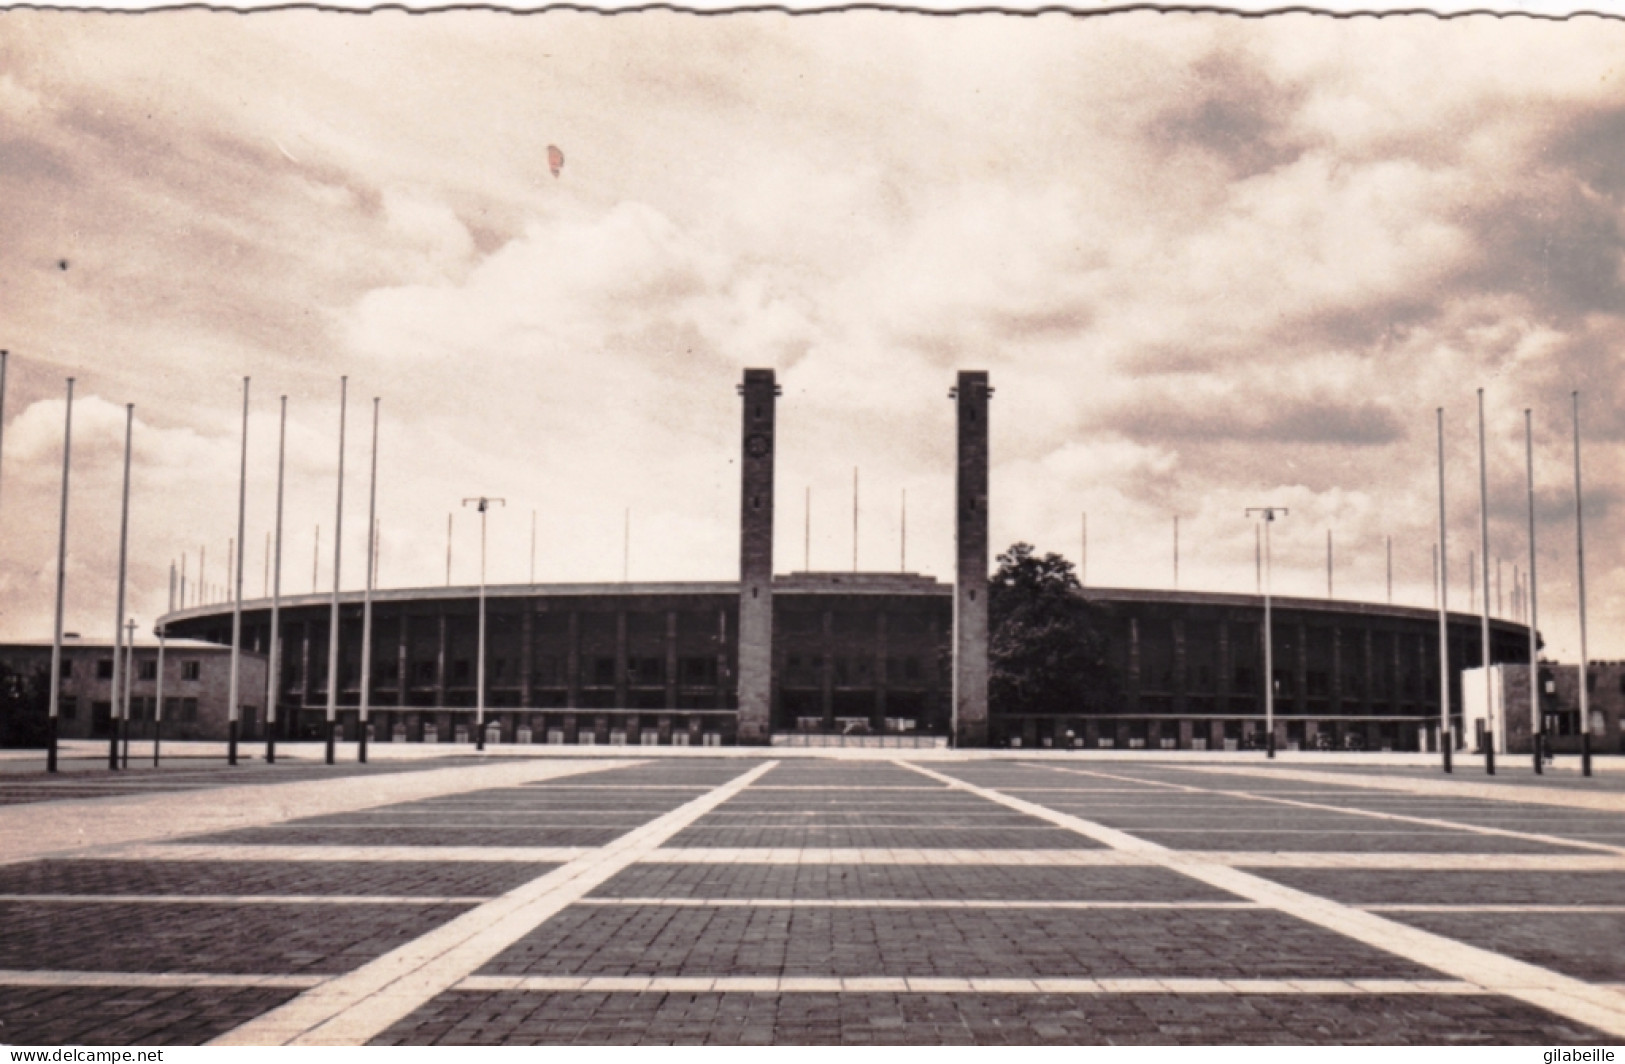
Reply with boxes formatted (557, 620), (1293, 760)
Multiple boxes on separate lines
(0, 748), (1622, 1045)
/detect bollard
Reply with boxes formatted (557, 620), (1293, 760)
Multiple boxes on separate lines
(325, 720), (336, 765)
(153, 719), (161, 768)
(1267, 731), (1276, 759)
(1533, 730), (1543, 775)
(1442, 728), (1453, 774)
(47, 717), (58, 774)
(1485, 742), (1495, 776)
(1582, 731), (1592, 778)
(228, 719), (238, 766)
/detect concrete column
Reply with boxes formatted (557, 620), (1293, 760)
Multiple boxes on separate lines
(874, 611), (888, 731)
(952, 370), (991, 747)
(1294, 620), (1309, 716)
(1331, 625), (1344, 708)
(1362, 627), (1375, 715)
(520, 610), (534, 709)
(565, 611), (580, 709)
(435, 611), (448, 708)
(715, 607), (729, 711)
(1172, 617), (1188, 713)
(736, 368), (778, 744)
(665, 610), (678, 710)
(396, 613), (409, 709)
(1391, 628), (1403, 715)
(299, 622), (312, 710)
(1128, 618), (1142, 703)
(820, 609), (834, 731)
(614, 610), (628, 708)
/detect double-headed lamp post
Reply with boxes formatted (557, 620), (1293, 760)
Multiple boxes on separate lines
(462, 496), (505, 751)
(1245, 507), (1289, 758)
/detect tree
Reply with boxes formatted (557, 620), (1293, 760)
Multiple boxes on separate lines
(988, 543), (1119, 716)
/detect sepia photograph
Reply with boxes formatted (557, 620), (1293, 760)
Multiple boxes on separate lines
(0, 3), (1622, 1048)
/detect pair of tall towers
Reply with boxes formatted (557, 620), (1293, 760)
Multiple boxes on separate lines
(735, 368), (990, 747)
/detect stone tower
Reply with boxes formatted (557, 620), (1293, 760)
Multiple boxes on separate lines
(736, 368), (779, 744)
(953, 371), (991, 747)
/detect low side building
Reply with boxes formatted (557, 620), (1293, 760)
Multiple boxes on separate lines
(0, 636), (268, 743)
(1464, 662), (1625, 755)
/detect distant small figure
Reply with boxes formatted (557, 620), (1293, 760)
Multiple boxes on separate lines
(58, 259), (69, 270)
(547, 144), (564, 178)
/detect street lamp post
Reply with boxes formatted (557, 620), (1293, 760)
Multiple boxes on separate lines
(462, 496), (505, 751)
(1246, 507), (1288, 758)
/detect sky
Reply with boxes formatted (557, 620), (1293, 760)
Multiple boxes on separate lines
(0, 10), (1621, 661)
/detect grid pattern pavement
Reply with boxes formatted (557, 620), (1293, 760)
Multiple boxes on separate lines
(0, 753), (1622, 1045)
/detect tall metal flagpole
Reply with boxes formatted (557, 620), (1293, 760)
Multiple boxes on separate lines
(156, 564), (171, 767)
(122, 617), (135, 769)
(228, 379), (249, 767)
(1437, 408), (1452, 773)
(463, 497), (505, 750)
(109, 404), (134, 772)
(266, 397), (286, 764)
(47, 379), (74, 773)
(325, 377), (347, 766)
(1525, 409), (1541, 775)
(1572, 392), (1591, 777)
(359, 397), (379, 764)
(1477, 389), (1494, 775)
(1246, 507), (1287, 758)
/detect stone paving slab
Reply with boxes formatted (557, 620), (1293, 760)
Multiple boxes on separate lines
(0, 860), (558, 897)
(0, 986), (304, 1045)
(1375, 911), (1625, 983)
(0, 758), (641, 864)
(1250, 869), (1625, 906)
(179, 826), (635, 848)
(1125, 830), (1587, 854)
(590, 863), (1242, 902)
(663, 826), (1104, 849)
(0, 901), (474, 974)
(366, 989), (1611, 1045)
(480, 904), (1439, 980)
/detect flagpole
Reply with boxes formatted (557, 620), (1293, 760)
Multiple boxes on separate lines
(359, 397), (379, 764)
(1476, 388), (1494, 775)
(109, 404), (133, 772)
(1436, 408), (1452, 773)
(325, 377), (347, 765)
(46, 379), (74, 774)
(155, 563), (171, 767)
(1525, 409), (1541, 775)
(266, 396), (286, 764)
(1573, 391), (1591, 777)
(228, 379), (249, 767)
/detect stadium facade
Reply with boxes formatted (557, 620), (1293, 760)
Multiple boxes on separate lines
(154, 368), (1534, 750)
